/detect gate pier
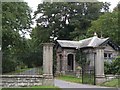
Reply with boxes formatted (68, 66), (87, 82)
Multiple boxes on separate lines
(42, 43), (54, 86)
(95, 47), (106, 84)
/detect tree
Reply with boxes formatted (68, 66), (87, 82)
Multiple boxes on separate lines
(2, 2), (32, 73)
(2, 2), (32, 51)
(30, 2), (110, 72)
(87, 10), (120, 45)
(33, 2), (110, 41)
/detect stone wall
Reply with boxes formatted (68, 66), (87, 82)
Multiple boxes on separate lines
(1, 75), (44, 87)
(105, 75), (119, 81)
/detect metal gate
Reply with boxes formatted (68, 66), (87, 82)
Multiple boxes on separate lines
(80, 49), (96, 85)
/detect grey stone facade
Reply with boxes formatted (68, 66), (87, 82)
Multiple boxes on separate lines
(55, 34), (120, 84)
(56, 48), (76, 74)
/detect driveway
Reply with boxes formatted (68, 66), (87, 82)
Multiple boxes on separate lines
(54, 79), (109, 88)
(17, 68), (41, 75)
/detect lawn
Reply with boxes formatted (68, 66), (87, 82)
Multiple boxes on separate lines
(2, 86), (61, 90)
(56, 75), (82, 83)
(82, 73), (95, 85)
(4, 68), (32, 75)
(99, 78), (119, 87)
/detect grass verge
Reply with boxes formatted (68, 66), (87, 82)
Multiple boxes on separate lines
(2, 86), (61, 90)
(4, 68), (32, 75)
(56, 75), (119, 87)
(56, 75), (82, 83)
(99, 78), (119, 87)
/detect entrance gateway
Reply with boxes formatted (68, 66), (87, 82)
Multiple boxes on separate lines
(80, 48), (96, 85)
(55, 33), (120, 84)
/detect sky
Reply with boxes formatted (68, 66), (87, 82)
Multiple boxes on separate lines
(24, 0), (120, 11)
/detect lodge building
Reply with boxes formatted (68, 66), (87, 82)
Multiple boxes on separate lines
(55, 33), (120, 74)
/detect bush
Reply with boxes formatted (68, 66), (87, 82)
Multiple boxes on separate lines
(112, 56), (120, 74)
(2, 59), (17, 73)
(104, 61), (112, 74)
(104, 56), (120, 75)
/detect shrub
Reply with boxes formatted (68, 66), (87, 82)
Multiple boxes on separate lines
(104, 56), (120, 75)
(112, 56), (120, 74)
(2, 59), (17, 73)
(104, 61), (112, 74)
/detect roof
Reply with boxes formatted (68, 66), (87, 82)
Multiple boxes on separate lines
(57, 36), (109, 49)
(56, 40), (81, 48)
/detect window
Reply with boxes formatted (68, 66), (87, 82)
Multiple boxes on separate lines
(104, 53), (112, 59)
(108, 53), (112, 58)
(59, 54), (62, 60)
(104, 53), (107, 58)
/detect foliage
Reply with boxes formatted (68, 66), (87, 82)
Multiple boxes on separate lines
(112, 56), (120, 74)
(104, 56), (120, 75)
(104, 61), (113, 74)
(87, 9), (120, 45)
(2, 1), (114, 74)
(31, 2), (110, 74)
(2, 2), (32, 51)
(33, 2), (110, 41)
(2, 56), (17, 73)
(2, 2), (32, 73)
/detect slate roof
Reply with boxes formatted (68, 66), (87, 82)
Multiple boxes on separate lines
(57, 36), (109, 49)
(56, 40), (81, 48)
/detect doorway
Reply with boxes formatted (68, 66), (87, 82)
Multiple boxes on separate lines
(67, 54), (74, 70)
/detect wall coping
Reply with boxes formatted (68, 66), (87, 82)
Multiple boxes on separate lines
(0, 75), (43, 78)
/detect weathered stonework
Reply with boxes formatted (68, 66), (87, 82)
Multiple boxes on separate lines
(1, 75), (43, 87)
(95, 47), (106, 84)
(42, 43), (54, 86)
(56, 35), (120, 78)
(56, 48), (76, 74)
(43, 74), (54, 86)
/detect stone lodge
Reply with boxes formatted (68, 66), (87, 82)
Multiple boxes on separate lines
(55, 33), (120, 75)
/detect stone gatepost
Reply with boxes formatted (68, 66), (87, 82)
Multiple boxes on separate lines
(95, 47), (106, 84)
(43, 43), (54, 86)
(73, 54), (76, 72)
(60, 50), (67, 74)
(56, 53), (60, 74)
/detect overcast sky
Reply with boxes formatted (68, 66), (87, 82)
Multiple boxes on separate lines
(24, 0), (119, 11)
